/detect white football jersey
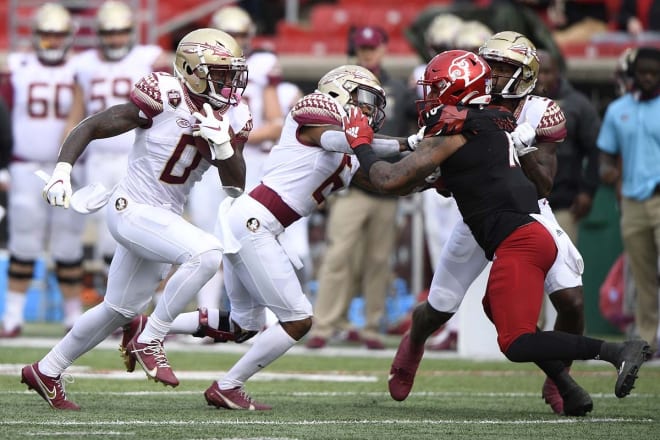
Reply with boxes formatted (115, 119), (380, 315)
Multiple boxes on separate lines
(260, 92), (358, 218)
(72, 45), (164, 154)
(8, 53), (76, 162)
(121, 72), (251, 214)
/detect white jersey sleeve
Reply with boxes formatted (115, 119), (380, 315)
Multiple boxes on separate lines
(516, 95), (567, 144)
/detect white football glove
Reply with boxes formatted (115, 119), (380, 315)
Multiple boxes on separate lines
(42, 162), (73, 208)
(192, 103), (234, 161)
(511, 121), (538, 157)
(407, 126), (426, 151)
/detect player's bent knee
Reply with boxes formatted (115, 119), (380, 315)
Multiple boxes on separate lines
(281, 317), (313, 341)
(550, 287), (584, 314)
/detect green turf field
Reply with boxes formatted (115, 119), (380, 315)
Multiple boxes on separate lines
(0, 324), (658, 439)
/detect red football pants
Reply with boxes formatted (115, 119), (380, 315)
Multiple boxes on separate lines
(482, 221), (558, 353)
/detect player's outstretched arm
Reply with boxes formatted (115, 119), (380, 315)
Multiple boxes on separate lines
(344, 107), (463, 194)
(58, 102), (146, 165)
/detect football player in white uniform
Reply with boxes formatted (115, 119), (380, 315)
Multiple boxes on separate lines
(389, 32), (587, 415)
(66, 0), (171, 273)
(21, 29), (251, 410)
(122, 65), (409, 410)
(0, 3), (86, 337)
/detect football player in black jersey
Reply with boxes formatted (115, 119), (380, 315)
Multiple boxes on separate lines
(344, 49), (651, 416)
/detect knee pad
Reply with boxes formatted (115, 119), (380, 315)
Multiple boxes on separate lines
(55, 259), (84, 285)
(8, 255), (35, 279)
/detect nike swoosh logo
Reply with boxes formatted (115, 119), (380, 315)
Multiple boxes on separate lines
(146, 366), (158, 377)
(45, 384), (57, 400)
(618, 360), (626, 376)
(219, 393), (249, 410)
(388, 374), (394, 382)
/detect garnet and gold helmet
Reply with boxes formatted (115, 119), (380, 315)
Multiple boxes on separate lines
(478, 31), (539, 98)
(96, 0), (134, 60)
(173, 28), (248, 107)
(32, 3), (74, 65)
(317, 65), (386, 131)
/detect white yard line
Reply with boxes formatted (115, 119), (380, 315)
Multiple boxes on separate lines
(4, 418), (653, 427)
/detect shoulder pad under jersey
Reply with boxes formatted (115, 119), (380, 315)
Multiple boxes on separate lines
(130, 72), (167, 119)
(291, 92), (344, 127)
(536, 98), (566, 143)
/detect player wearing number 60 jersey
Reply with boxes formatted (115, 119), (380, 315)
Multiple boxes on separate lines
(0, 3), (86, 338)
(20, 28), (252, 410)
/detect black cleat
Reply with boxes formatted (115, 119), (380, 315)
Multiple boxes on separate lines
(614, 339), (652, 398)
(560, 384), (593, 417)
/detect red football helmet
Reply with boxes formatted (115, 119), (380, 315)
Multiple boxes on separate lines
(417, 50), (491, 122)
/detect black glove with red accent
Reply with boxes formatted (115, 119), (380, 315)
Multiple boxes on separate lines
(343, 107), (374, 149)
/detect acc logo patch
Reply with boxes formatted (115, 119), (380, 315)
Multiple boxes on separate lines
(167, 89), (181, 108)
(246, 218), (260, 232)
(115, 197), (128, 211)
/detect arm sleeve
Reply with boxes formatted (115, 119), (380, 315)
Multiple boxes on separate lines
(319, 130), (401, 157)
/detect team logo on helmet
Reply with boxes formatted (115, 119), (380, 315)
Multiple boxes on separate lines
(449, 54), (482, 88)
(167, 90), (181, 108)
(180, 42), (232, 57)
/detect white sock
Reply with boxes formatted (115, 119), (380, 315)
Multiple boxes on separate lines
(138, 314), (170, 343)
(40, 302), (127, 377)
(3, 291), (26, 330)
(169, 311), (200, 335)
(219, 323), (296, 390)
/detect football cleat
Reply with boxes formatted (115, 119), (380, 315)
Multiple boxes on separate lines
(305, 336), (327, 349)
(560, 383), (593, 417)
(21, 362), (80, 410)
(192, 307), (234, 343)
(119, 315), (147, 372)
(0, 326), (21, 338)
(204, 382), (272, 410)
(388, 332), (425, 401)
(542, 375), (564, 415)
(126, 336), (179, 387)
(613, 339), (652, 398)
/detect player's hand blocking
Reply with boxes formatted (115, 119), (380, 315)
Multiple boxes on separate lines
(43, 162), (73, 208)
(192, 103), (234, 161)
(511, 121), (537, 157)
(343, 107), (374, 149)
